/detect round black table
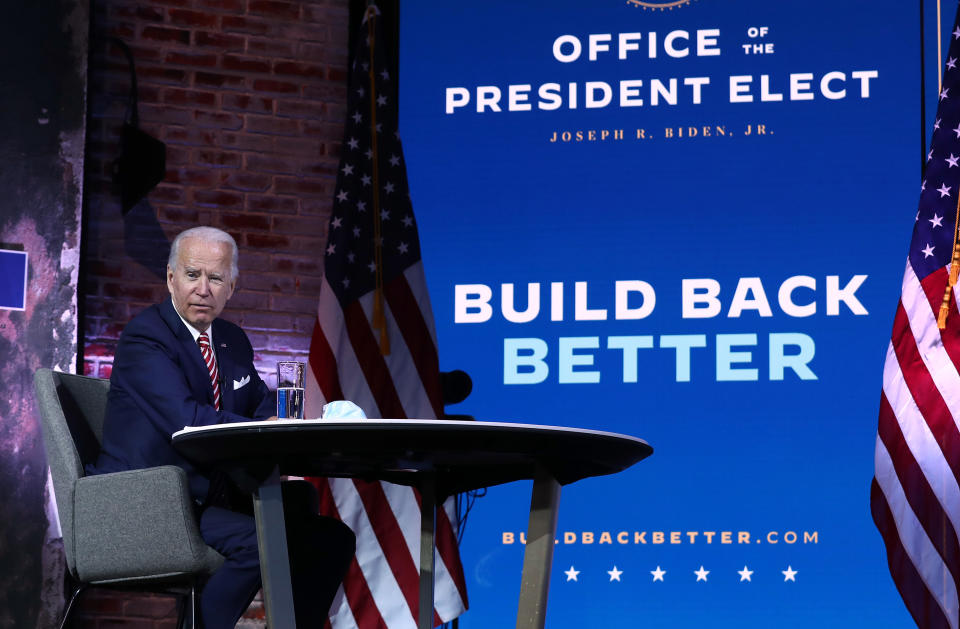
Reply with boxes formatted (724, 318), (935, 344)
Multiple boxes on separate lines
(172, 419), (652, 629)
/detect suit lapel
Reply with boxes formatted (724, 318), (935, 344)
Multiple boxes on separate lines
(159, 297), (216, 408)
(212, 319), (236, 413)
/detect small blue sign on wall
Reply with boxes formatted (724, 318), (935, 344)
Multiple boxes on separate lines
(0, 249), (28, 311)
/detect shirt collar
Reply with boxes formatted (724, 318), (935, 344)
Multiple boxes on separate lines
(172, 301), (214, 345)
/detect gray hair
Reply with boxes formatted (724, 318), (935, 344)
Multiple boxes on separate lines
(168, 226), (239, 281)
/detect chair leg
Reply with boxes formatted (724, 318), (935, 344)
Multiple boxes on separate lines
(190, 584), (198, 629)
(175, 593), (186, 629)
(174, 586), (200, 629)
(58, 583), (86, 629)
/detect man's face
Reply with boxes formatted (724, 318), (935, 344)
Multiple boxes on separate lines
(167, 236), (236, 332)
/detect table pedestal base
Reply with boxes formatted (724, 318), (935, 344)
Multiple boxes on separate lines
(252, 468), (296, 628)
(516, 471), (561, 629)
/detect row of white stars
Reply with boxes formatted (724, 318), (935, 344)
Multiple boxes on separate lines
(329, 213), (414, 230)
(353, 91), (389, 106)
(351, 61), (389, 82)
(919, 33), (960, 263)
(923, 150), (960, 169)
(919, 213), (948, 259)
(341, 155), (401, 172)
(336, 181), (398, 202)
(344, 130), (402, 154)
(325, 239), (411, 258)
(938, 26), (960, 101)
(564, 564), (798, 583)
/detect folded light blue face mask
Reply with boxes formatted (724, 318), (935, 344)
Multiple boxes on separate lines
(321, 400), (367, 420)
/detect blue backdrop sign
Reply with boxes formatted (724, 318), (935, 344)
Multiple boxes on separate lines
(400, 1), (923, 626)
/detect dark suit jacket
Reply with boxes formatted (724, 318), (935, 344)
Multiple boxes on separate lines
(88, 297), (274, 501)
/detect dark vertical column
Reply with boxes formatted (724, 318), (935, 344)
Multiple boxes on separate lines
(0, 0), (88, 627)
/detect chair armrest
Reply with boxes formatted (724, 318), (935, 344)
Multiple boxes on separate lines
(73, 465), (222, 583)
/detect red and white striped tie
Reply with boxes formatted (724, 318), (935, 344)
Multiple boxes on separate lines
(197, 332), (221, 411)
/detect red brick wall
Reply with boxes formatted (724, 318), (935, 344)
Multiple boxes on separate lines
(83, 0), (349, 383)
(80, 0), (349, 624)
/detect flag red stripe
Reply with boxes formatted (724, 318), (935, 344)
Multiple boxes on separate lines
(872, 478), (953, 629)
(878, 393), (960, 592)
(409, 490), (468, 619)
(312, 477), (390, 629)
(344, 301), (407, 418)
(352, 480), (422, 619)
(435, 503), (469, 606)
(920, 267), (960, 370)
(311, 480), (343, 629)
(310, 319), (345, 401)
(891, 303), (960, 484)
(343, 557), (390, 629)
(384, 274), (444, 418)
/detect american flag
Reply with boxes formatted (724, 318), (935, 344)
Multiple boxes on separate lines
(872, 6), (960, 628)
(304, 5), (468, 628)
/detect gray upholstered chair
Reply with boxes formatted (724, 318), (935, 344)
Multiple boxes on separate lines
(33, 368), (224, 629)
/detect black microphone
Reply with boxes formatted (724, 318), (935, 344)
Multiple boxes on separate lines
(440, 370), (472, 405)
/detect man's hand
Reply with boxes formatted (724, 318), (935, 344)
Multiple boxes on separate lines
(266, 416), (279, 421)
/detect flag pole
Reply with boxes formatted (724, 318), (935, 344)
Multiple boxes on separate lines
(922, 0), (928, 175)
(366, 4), (390, 354)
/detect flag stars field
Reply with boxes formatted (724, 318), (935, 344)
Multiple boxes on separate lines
(314, 9), (466, 624)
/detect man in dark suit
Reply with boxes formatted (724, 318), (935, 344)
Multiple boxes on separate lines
(89, 226), (354, 629)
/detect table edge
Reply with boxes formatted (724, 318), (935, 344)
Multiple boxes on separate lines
(172, 418), (650, 447)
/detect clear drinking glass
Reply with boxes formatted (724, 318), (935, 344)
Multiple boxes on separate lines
(276, 361), (305, 419)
